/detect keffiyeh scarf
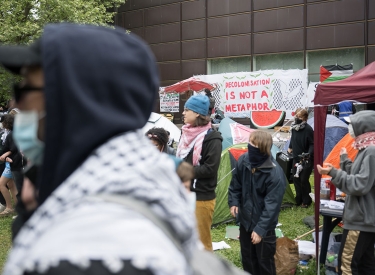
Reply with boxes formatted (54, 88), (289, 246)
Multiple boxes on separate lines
(176, 123), (212, 166)
(353, 131), (375, 150)
(4, 130), (197, 275)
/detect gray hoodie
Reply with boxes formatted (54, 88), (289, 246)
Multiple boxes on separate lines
(329, 110), (375, 232)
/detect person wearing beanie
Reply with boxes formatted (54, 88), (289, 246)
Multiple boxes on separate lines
(176, 95), (223, 251)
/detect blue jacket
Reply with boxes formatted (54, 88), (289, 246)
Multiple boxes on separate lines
(228, 154), (286, 237)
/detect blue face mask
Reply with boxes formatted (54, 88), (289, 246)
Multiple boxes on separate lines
(13, 111), (45, 166)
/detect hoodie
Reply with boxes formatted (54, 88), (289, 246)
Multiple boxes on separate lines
(5, 24), (198, 275)
(38, 24), (159, 204)
(184, 129), (223, 200)
(329, 110), (375, 232)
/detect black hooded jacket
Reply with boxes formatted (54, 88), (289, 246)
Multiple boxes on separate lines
(184, 129), (223, 201)
(228, 154), (286, 237)
(38, 24), (159, 204)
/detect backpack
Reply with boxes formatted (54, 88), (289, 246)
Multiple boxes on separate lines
(97, 194), (247, 275)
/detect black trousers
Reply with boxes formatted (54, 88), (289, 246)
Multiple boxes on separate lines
(239, 225), (276, 275)
(12, 170), (24, 202)
(338, 229), (375, 275)
(292, 159), (313, 206)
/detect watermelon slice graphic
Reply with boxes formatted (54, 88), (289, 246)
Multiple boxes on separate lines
(250, 110), (285, 129)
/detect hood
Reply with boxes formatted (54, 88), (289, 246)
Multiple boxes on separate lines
(203, 129), (223, 143)
(350, 110), (375, 136)
(39, 24), (159, 204)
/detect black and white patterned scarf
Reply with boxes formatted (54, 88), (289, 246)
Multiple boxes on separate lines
(290, 121), (306, 131)
(4, 130), (197, 275)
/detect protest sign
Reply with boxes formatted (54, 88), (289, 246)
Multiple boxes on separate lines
(160, 93), (179, 113)
(195, 70), (308, 119)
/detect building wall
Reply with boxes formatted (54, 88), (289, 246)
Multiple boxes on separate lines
(116, 0), (374, 121)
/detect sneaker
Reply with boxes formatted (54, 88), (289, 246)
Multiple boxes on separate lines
(0, 204), (5, 213)
(309, 193), (315, 203)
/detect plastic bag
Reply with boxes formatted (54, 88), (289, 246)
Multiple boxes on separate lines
(274, 237), (299, 275)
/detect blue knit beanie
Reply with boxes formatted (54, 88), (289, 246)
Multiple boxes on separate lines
(185, 95), (209, 116)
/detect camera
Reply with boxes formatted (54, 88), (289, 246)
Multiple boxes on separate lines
(298, 152), (310, 160)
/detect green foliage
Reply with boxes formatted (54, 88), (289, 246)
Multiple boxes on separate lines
(0, 0), (126, 105)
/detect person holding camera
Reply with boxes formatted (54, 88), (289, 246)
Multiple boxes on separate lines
(288, 108), (314, 208)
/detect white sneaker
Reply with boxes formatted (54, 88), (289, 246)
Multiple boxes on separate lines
(0, 204), (5, 212)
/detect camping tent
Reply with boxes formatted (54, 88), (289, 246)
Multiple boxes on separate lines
(307, 115), (348, 160)
(322, 133), (357, 179)
(313, 61), (375, 264)
(282, 114), (349, 160)
(218, 117), (255, 150)
(142, 112), (181, 141)
(213, 143), (296, 226)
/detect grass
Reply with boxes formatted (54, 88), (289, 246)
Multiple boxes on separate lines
(0, 216), (13, 271)
(0, 174), (340, 274)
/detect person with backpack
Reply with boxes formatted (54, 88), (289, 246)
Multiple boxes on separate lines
(228, 130), (286, 275)
(176, 95), (223, 251)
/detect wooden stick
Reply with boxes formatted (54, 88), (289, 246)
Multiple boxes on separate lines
(294, 218), (338, 241)
(294, 218), (337, 241)
(294, 225), (323, 241)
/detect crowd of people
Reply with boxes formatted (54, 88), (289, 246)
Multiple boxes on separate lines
(0, 22), (373, 275)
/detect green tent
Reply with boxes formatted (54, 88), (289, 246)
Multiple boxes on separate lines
(213, 143), (296, 226)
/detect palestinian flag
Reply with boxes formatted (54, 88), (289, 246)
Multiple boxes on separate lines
(320, 64), (353, 83)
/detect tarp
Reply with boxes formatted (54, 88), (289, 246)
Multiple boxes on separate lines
(213, 143), (296, 226)
(142, 112), (181, 141)
(322, 134), (357, 179)
(307, 114), (348, 160)
(313, 61), (375, 265)
(218, 117), (255, 150)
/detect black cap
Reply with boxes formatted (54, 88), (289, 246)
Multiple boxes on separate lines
(0, 39), (41, 75)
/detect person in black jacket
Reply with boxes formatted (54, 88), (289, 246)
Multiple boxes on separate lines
(228, 130), (286, 275)
(177, 95), (223, 251)
(288, 108), (314, 207)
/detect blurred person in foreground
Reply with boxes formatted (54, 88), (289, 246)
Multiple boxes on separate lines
(228, 131), (286, 275)
(0, 23), (198, 275)
(317, 110), (375, 275)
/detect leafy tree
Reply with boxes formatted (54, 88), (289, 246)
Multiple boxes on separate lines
(0, 0), (126, 106)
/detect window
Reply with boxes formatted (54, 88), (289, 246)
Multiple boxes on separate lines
(254, 52), (304, 71)
(307, 48), (365, 82)
(207, 57), (251, 74)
